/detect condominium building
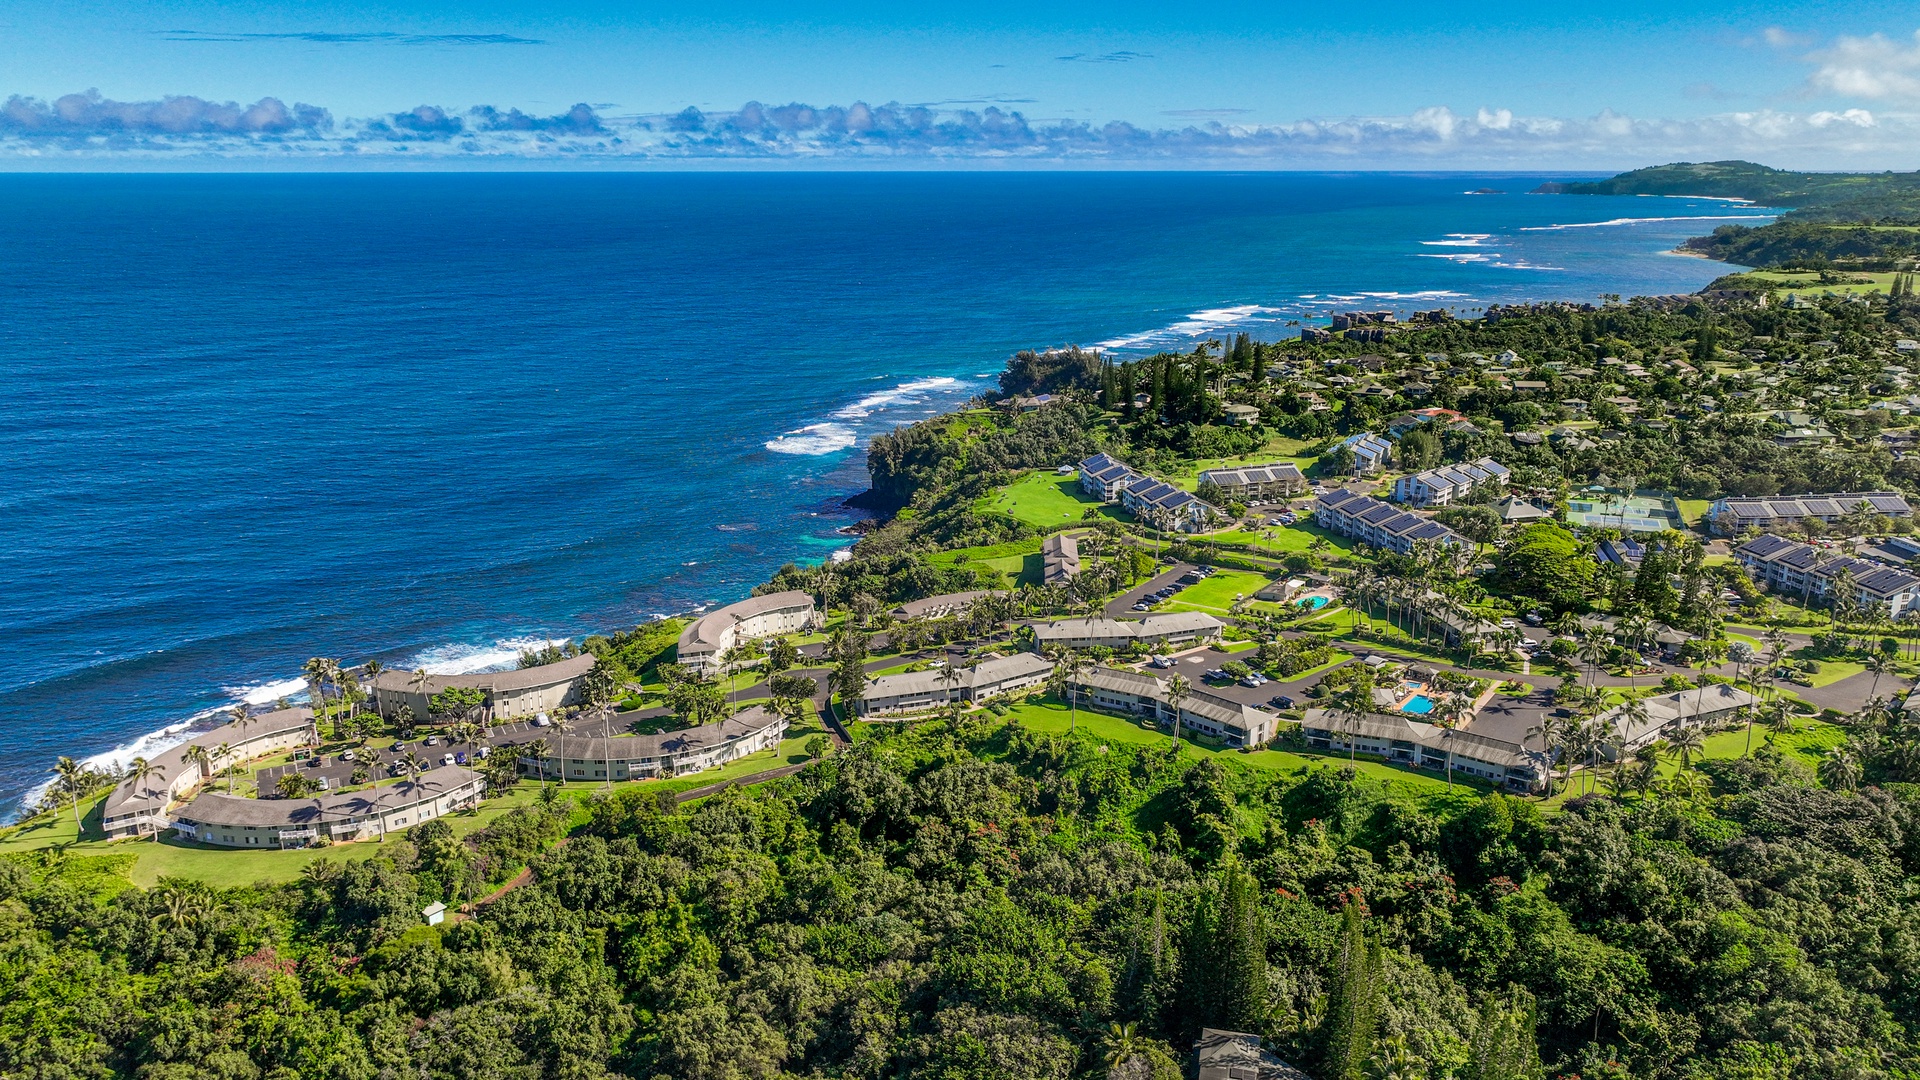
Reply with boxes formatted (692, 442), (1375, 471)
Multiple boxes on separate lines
(855, 653), (1055, 716)
(1338, 432), (1393, 475)
(1197, 461), (1308, 502)
(1734, 533), (1920, 616)
(512, 704), (791, 782)
(1706, 491), (1912, 537)
(1300, 710), (1547, 791)
(172, 765), (483, 848)
(1029, 611), (1224, 651)
(373, 653), (598, 723)
(674, 591), (818, 674)
(1073, 665), (1274, 748)
(1121, 477), (1216, 532)
(1078, 453), (1144, 502)
(1042, 533), (1081, 583)
(102, 706), (318, 839)
(1311, 489), (1466, 556)
(1391, 457), (1511, 508)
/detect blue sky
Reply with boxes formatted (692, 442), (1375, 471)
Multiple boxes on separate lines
(3, 0), (1918, 166)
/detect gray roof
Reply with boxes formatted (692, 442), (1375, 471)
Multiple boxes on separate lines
(892, 591), (991, 619)
(498, 704), (788, 762)
(1199, 461), (1306, 488)
(103, 706), (316, 823)
(177, 765), (479, 830)
(1195, 1029), (1313, 1080)
(373, 652), (596, 696)
(861, 653), (1053, 701)
(677, 591), (815, 654)
(1030, 611), (1224, 642)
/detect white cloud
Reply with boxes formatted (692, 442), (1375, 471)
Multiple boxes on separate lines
(0, 92), (1916, 169)
(1806, 29), (1920, 100)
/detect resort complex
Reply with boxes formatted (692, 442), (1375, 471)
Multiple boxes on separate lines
(173, 765), (485, 848)
(675, 590), (819, 674)
(372, 653), (597, 722)
(102, 706), (318, 839)
(855, 653), (1054, 715)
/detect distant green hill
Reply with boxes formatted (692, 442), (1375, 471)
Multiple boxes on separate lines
(1535, 160), (1920, 223)
(1537, 161), (1920, 270)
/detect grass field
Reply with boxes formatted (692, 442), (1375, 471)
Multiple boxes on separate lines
(1002, 701), (1490, 800)
(1163, 569), (1275, 615)
(935, 536), (1047, 586)
(1673, 498), (1712, 528)
(1169, 439), (1323, 492)
(976, 472), (1123, 528)
(1203, 521), (1353, 553)
(1740, 269), (1906, 297)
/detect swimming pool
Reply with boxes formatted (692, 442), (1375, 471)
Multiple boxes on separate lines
(1400, 694), (1436, 715)
(1299, 595), (1329, 610)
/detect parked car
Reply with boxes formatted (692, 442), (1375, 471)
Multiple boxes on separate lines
(1132, 602), (1150, 611)
(340, 749), (355, 762)
(1523, 612), (1544, 626)
(1239, 675), (1262, 688)
(1498, 618), (1517, 629)
(424, 735), (440, 746)
(1205, 668), (1228, 681)
(441, 753), (456, 767)
(1150, 655), (1176, 669)
(317, 776), (330, 791)
(1270, 694), (1295, 709)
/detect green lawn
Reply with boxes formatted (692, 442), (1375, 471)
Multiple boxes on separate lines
(0, 783), (565, 888)
(1742, 269), (1906, 297)
(1163, 570), (1276, 615)
(975, 472), (1124, 528)
(1001, 701), (1486, 800)
(935, 536), (1047, 586)
(1203, 521), (1353, 554)
(1673, 498), (1712, 528)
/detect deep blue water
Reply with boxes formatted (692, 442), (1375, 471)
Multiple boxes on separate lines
(0, 172), (1772, 817)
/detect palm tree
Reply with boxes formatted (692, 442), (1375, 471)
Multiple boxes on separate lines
(1765, 699), (1797, 744)
(182, 744), (213, 790)
(1101, 1021), (1141, 1073)
(213, 742), (236, 792)
(52, 756), (86, 833)
(1577, 631), (1611, 688)
(525, 737), (551, 787)
(1333, 671), (1375, 764)
(1867, 653), (1894, 701)
(412, 668), (433, 726)
(1526, 714), (1572, 796)
(304, 656), (332, 720)
(1819, 747), (1862, 792)
(123, 755), (166, 804)
(1437, 691), (1473, 786)
(1164, 673), (1191, 747)
(1665, 722), (1705, 771)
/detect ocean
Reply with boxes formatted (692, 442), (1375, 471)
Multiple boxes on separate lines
(0, 171), (1773, 819)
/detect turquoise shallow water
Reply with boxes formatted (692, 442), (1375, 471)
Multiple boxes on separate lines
(0, 172), (1771, 817)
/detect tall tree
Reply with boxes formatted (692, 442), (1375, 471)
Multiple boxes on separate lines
(1321, 900), (1381, 1080)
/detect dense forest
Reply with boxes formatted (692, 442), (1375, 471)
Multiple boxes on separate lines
(1684, 222), (1920, 272)
(1538, 161), (1920, 271)
(10, 717), (1920, 1079)
(1537, 161), (1920, 223)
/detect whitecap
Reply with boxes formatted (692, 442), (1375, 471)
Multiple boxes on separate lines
(1415, 253), (1494, 263)
(1520, 214), (1772, 231)
(1419, 234), (1492, 247)
(1357, 290), (1469, 300)
(831, 376), (963, 419)
(1095, 303), (1288, 350)
(766, 422), (857, 455)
